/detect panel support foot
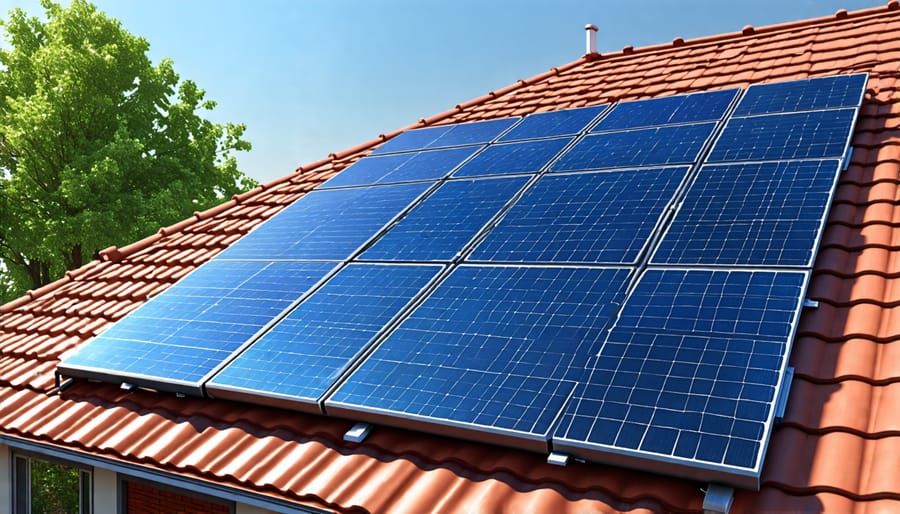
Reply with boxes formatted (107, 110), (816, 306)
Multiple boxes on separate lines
(344, 422), (373, 443)
(703, 483), (734, 514)
(547, 451), (571, 466)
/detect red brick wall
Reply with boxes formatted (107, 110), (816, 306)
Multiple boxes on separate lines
(125, 481), (230, 514)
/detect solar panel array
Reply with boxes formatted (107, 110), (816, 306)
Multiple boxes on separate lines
(59, 73), (867, 489)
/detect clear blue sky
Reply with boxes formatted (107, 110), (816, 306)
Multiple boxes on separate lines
(1, 0), (886, 183)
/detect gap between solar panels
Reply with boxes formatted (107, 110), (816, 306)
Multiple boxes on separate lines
(56, 73), (868, 491)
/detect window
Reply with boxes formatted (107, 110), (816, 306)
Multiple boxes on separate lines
(13, 454), (91, 514)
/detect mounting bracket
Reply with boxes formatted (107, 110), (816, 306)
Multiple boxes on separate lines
(343, 422), (373, 443)
(546, 452), (571, 466)
(703, 483), (734, 514)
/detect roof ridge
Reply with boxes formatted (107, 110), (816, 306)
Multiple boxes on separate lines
(581, 1), (900, 65)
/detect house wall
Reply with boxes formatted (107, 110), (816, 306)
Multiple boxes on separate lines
(93, 467), (117, 514)
(0, 443), (9, 514)
(125, 480), (231, 513)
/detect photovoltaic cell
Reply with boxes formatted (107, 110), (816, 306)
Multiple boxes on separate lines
(593, 89), (739, 132)
(371, 118), (519, 154)
(320, 146), (481, 188)
(652, 160), (841, 267)
(215, 182), (431, 261)
(708, 109), (856, 162)
(551, 123), (716, 171)
(361, 176), (529, 262)
(327, 265), (630, 445)
(469, 167), (688, 264)
(207, 263), (442, 408)
(451, 138), (572, 178)
(733, 73), (867, 116)
(498, 105), (608, 142)
(58, 261), (336, 391)
(554, 269), (806, 484)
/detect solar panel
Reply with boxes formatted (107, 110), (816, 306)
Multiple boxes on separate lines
(707, 109), (856, 162)
(361, 176), (530, 262)
(366, 125), (452, 155)
(207, 263), (442, 411)
(451, 138), (572, 178)
(216, 182), (432, 261)
(592, 89), (738, 132)
(371, 118), (519, 155)
(327, 265), (630, 450)
(320, 146), (482, 188)
(733, 73), (867, 116)
(652, 160), (841, 267)
(57, 73), (867, 491)
(57, 261), (337, 394)
(551, 122), (716, 172)
(553, 268), (807, 488)
(469, 167), (688, 265)
(498, 105), (608, 142)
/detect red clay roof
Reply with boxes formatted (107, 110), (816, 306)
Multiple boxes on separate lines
(3, 3), (900, 513)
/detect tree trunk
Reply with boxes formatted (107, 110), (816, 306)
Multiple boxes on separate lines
(65, 244), (83, 271)
(25, 259), (46, 290)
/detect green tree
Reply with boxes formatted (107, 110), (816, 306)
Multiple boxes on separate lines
(29, 459), (80, 514)
(0, 0), (255, 303)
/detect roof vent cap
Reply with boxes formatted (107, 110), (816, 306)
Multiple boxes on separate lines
(585, 24), (599, 55)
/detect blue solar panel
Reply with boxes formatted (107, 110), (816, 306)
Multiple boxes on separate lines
(368, 125), (453, 155)
(469, 167), (688, 264)
(554, 268), (806, 486)
(207, 263), (442, 409)
(708, 109), (856, 162)
(216, 182), (431, 261)
(551, 123), (716, 171)
(652, 160), (841, 267)
(321, 146), (481, 188)
(733, 73), (867, 116)
(498, 105), (608, 142)
(451, 138), (572, 178)
(372, 118), (519, 154)
(593, 89), (739, 132)
(58, 261), (336, 392)
(327, 265), (630, 446)
(361, 176), (529, 262)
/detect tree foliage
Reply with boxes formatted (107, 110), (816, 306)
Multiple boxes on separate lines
(0, 0), (255, 303)
(29, 459), (80, 514)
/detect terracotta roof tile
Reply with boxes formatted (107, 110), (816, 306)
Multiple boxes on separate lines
(2, 2), (900, 513)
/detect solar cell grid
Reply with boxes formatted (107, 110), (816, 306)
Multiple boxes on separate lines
(551, 122), (716, 171)
(320, 146), (481, 188)
(451, 138), (572, 178)
(592, 89), (738, 131)
(469, 167), (688, 264)
(361, 175), (530, 262)
(554, 269), (806, 480)
(652, 160), (841, 266)
(328, 265), (630, 441)
(433, 117), (520, 147)
(58, 261), (336, 391)
(369, 124), (453, 154)
(215, 182), (432, 261)
(498, 105), (607, 142)
(733, 73), (867, 116)
(207, 263), (442, 408)
(708, 109), (856, 162)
